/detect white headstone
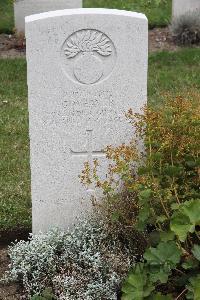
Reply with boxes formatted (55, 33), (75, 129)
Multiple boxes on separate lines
(14, 0), (82, 34)
(172, 0), (200, 18)
(25, 9), (148, 233)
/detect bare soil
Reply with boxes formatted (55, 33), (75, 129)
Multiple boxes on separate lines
(0, 229), (30, 300)
(0, 33), (25, 58)
(0, 247), (21, 300)
(0, 27), (179, 59)
(148, 27), (179, 52)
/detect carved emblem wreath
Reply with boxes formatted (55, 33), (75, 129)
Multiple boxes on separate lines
(64, 30), (112, 58)
(63, 30), (113, 85)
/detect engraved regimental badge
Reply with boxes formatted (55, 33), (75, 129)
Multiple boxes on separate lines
(61, 29), (116, 85)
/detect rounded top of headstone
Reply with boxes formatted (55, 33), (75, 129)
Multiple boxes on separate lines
(25, 8), (147, 23)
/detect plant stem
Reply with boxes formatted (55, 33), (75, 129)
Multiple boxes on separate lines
(195, 230), (200, 241)
(173, 186), (181, 205)
(175, 288), (187, 300)
(158, 194), (170, 218)
(181, 246), (190, 256)
(175, 268), (185, 276)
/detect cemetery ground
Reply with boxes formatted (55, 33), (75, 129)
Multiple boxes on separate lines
(0, 0), (174, 57)
(0, 27), (181, 59)
(0, 0), (171, 33)
(0, 1), (199, 299)
(0, 48), (200, 299)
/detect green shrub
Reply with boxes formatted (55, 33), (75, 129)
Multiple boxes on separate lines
(81, 91), (200, 299)
(171, 10), (200, 45)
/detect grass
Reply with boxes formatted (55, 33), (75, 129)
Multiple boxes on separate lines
(0, 59), (31, 230)
(84, 0), (172, 28)
(0, 0), (14, 34)
(148, 48), (200, 106)
(0, 48), (200, 231)
(0, 0), (171, 33)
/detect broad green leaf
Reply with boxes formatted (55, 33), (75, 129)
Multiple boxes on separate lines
(192, 245), (200, 261)
(138, 205), (150, 222)
(144, 241), (181, 267)
(148, 267), (169, 284)
(182, 257), (199, 270)
(121, 295), (134, 300)
(170, 211), (195, 242)
(182, 200), (200, 225)
(170, 200), (200, 242)
(148, 293), (173, 300)
(121, 263), (155, 300)
(144, 241), (181, 284)
(186, 275), (200, 300)
(160, 231), (175, 242)
(156, 215), (168, 224)
(136, 204), (150, 231)
(149, 231), (160, 246)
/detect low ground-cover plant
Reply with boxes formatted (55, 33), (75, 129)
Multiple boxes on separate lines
(2, 218), (136, 299)
(81, 91), (200, 299)
(171, 9), (200, 45)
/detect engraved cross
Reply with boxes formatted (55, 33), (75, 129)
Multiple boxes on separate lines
(70, 129), (105, 164)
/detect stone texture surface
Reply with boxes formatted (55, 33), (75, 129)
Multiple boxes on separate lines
(26, 8), (148, 233)
(14, 0), (82, 34)
(172, 0), (200, 18)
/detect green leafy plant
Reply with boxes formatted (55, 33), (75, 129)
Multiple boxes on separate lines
(186, 275), (200, 300)
(81, 92), (200, 298)
(144, 241), (181, 283)
(121, 263), (155, 300)
(31, 288), (56, 300)
(149, 294), (173, 300)
(170, 200), (200, 242)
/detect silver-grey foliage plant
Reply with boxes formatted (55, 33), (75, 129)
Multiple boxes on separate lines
(2, 218), (135, 299)
(171, 9), (200, 45)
